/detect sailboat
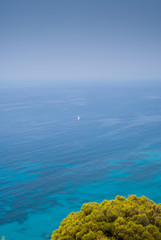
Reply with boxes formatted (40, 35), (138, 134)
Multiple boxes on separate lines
(77, 115), (80, 121)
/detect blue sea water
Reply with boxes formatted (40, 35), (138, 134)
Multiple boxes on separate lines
(0, 81), (161, 240)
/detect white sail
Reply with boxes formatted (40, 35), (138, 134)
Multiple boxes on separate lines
(77, 115), (80, 120)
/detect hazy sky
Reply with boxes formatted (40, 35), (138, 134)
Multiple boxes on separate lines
(0, 0), (161, 83)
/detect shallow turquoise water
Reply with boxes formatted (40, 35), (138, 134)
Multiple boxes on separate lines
(0, 81), (161, 239)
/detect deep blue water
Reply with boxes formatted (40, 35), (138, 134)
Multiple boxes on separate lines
(0, 81), (161, 240)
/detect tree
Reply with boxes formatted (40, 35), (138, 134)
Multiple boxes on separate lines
(51, 195), (161, 240)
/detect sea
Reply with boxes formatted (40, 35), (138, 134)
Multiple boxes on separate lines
(0, 80), (161, 240)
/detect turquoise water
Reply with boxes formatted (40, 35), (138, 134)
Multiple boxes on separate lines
(0, 81), (161, 239)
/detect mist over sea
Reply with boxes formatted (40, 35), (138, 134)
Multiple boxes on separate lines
(0, 81), (161, 240)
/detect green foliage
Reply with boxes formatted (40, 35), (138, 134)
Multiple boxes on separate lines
(51, 195), (161, 240)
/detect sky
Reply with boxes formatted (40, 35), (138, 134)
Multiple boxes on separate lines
(0, 0), (161, 84)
